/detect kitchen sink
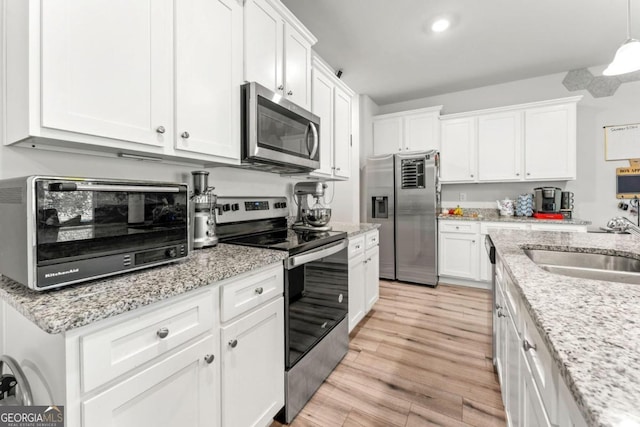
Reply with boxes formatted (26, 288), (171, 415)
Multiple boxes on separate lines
(524, 249), (640, 284)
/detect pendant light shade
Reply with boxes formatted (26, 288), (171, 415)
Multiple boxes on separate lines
(604, 0), (640, 76)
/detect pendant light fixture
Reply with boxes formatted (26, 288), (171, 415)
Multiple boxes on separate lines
(604, 0), (640, 76)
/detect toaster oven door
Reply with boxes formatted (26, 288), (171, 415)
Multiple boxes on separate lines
(35, 179), (188, 268)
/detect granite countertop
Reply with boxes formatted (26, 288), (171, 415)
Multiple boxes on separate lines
(438, 208), (591, 225)
(0, 244), (288, 334)
(489, 230), (640, 427)
(331, 222), (381, 237)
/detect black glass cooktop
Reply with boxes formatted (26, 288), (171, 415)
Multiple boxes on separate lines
(225, 228), (347, 255)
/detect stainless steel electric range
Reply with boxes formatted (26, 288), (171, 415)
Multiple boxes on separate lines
(216, 196), (349, 424)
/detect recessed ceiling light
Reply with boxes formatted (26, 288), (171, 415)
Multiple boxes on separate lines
(431, 18), (450, 33)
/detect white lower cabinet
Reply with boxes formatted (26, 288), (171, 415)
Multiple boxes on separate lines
(440, 220), (587, 287)
(220, 298), (284, 427)
(347, 230), (379, 332)
(1, 262), (285, 427)
(82, 335), (219, 427)
(494, 254), (587, 427)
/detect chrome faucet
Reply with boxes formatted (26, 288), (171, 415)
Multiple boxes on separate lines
(605, 217), (640, 235)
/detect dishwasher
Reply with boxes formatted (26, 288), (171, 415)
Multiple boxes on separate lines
(484, 235), (497, 368)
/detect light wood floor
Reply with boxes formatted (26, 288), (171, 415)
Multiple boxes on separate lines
(272, 280), (506, 427)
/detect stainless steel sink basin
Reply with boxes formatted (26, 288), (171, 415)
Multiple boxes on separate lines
(524, 249), (640, 284)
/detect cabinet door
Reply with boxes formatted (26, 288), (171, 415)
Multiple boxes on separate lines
(521, 352), (552, 427)
(221, 298), (284, 427)
(348, 253), (366, 332)
(311, 69), (334, 176)
(440, 118), (477, 182)
(372, 117), (402, 155)
(41, 0), (172, 147)
(174, 0), (242, 160)
(365, 246), (380, 312)
(438, 232), (478, 279)
(403, 112), (439, 152)
(478, 111), (522, 181)
(284, 24), (312, 110)
(333, 86), (352, 178)
(524, 103), (577, 180)
(82, 335), (218, 427)
(505, 313), (521, 427)
(244, 0), (283, 94)
(495, 283), (506, 386)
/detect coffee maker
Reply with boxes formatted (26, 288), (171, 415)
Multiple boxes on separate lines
(293, 182), (332, 232)
(190, 171), (218, 249)
(534, 187), (562, 213)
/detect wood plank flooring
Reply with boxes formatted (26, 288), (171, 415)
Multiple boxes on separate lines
(272, 280), (506, 427)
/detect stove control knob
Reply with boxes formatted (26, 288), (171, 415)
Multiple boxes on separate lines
(222, 204), (231, 212)
(231, 203), (239, 211)
(166, 248), (177, 258)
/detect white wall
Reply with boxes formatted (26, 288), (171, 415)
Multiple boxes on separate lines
(374, 66), (640, 227)
(358, 95), (380, 222)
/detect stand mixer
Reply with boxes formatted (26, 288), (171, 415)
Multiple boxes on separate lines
(293, 182), (332, 232)
(190, 171), (218, 249)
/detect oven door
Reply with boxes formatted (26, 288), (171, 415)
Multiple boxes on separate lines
(285, 240), (348, 368)
(242, 82), (320, 171)
(34, 179), (188, 273)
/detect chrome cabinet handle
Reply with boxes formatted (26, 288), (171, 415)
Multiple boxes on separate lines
(277, 85), (284, 91)
(523, 340), (537, 352)
(336, 167), (341, 171)
(470, 174), (474, 178)
(496, 304), (503, 310)
(156, 126), (166, 134)
(229, 339), (238, 348)
(497, 311), (507, 318)
(527, 172), (531, 176)
(287, 90), (293, 96)
(255, 287), (264, 295)
(204, 354), (215, 364)
(181, 131), (190, 139)
(157, 327), (169, 339)
(516, 173), (520, 176)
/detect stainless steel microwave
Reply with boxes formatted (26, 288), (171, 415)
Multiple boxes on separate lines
(0, 176), (188, 291)
(241, 82), (320, 173)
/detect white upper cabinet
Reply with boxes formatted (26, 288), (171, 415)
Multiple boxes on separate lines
(439, 96), (581, 183)
(525, 103), (577, 180)
(309, 56), (354, 180)
(3, 0), (243, 165)
(174, 0), (242, 160)
(477, 111), (522, 181)
(372, 107), (442, 155)
(439, 117), (477, 182)
(40, 0), (172, 148)
(244, 0), (316, 110)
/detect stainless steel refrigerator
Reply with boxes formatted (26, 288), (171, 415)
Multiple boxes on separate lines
(365, 150), (440, 286)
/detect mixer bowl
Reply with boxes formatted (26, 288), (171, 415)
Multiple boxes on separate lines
(303, 208), (331, 227)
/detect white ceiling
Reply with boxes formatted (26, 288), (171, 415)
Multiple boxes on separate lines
(280, 0), (634, 105)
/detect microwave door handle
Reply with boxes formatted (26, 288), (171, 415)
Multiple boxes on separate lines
(286, 240), (347, 269)
(308, 122), (319, 159)
(48, 183), (180, 193)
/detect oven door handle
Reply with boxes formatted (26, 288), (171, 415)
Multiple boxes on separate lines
(286, 240), (347, 269)
(48, 183), (180, 193)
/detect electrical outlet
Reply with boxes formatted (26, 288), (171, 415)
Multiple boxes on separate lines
(459, 192), (467, 201)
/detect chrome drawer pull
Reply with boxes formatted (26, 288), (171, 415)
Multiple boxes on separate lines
(229, 339), (238, 348)
(204, 354), (215, 364)
(497, 311), (507, 318)
(157, 327), (169, 339)
(255, 287), (264, 295)
(523, 340), (537, 352)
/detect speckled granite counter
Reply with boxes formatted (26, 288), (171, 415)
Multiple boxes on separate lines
(439, 213), (591, 225)
(0, 244), (288, 334)
(489, 230), (640, 427)
(331, 222), (381, 237)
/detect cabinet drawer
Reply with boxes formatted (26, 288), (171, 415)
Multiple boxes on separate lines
(523, 311), (558, 423)
(348, 236), (366, 258)
(439, 221), (479, 233)
(221, 264), (284, 322)
(80, 289), (215, 392)
(365, 230), (379, 250)
(480, 222), (529, 234)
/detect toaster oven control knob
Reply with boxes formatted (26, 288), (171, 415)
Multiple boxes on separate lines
(231, 203), (239, 211)
(166, 248), (177, 258)
(222, 204), (231, 212)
